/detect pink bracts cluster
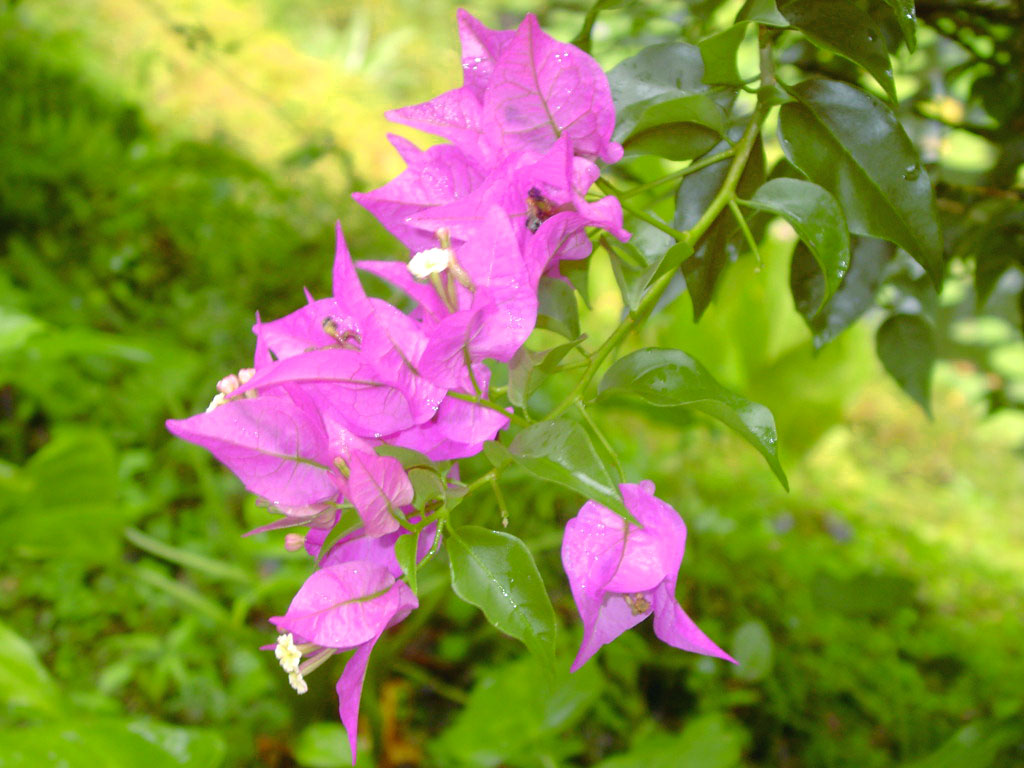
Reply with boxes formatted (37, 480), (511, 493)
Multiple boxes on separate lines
(166, 10), (729, 764)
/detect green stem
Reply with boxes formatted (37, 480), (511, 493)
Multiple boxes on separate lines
(489, 474), (510, 528)
(596, 178), (688, 241)
(461, 468), (498, 498)
(392, 659), (468, 704)
(728, 197), (761, 267)
(575, 401), (624, 483)
(447, 391), (527, 427)
(548, 106), (767, 420)
(619, 148), (737, 199)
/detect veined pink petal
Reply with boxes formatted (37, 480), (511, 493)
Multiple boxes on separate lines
(336, 580), (417, 765)
(332, 221), (367, 303)
(346, 450), (413, 537)
(571, 592), (651, 673)
(483, 14), (622, 163)
(165, 396), (337, 508)
(386, 88), (490, 164)
(356, 259), (448, 322)
(457, 9), (516, 99)
(604, 482), (687, 594)
(270, 561), (400, 649)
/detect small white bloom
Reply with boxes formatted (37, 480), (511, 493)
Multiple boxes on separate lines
(237, 368), (256, 384)
(288, 670), (308, 695)
(274, 633), (303, 673)
(205, 393), (227, 412)
(216, 373), (242, 395)
(408, 247), (451, 279)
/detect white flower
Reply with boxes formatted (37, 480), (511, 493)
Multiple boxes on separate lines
(288, 670), (308, 695)
(408, 247), (451, 279)
(274, 633), (303, 673)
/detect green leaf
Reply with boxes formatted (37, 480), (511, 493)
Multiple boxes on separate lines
(315, 507), (362, 566)
(903, 717), (1024, 768)
(792, 236), (893, 348)
(593, 714), (747, 768)
(508, 339), (586, 409)
(536, 276), (580, 339)
(730, 621), (774, 682)
(394, 530), (419, 595)
(0, 720), (189, 768)
(374, 444), (436, 470)
(0, 621), (62, 717)
(607, 43), (705, 112)
(881, 0), (917, 52)
(598, 348), (788, 489)
(741, 178), (850, 309)
(699, 24), (748, 86)
(0, 306), (45, 357)
(778, 79), (943, 286)
(778, 0), (896, 101)
(0, 429), (130, 564)
(559, 257), (591, 307)
(621, 94), (726, 161)
(736, 0), (787, 26)
(609, 242), (659, 311)
(292, 722), (357, 768)
(876, 313), (935, 414)
(446, 526), (556, 665)
(431, 656), (601, 767)
(124, 720), (227, 768)
(408, 466), (445, 510)
(508, 420), (628, 517)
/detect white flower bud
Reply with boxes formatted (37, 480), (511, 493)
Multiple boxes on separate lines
(408, 248), (451, 279)
(288, 671), (308, 695)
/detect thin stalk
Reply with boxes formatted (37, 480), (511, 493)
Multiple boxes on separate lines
(392, 659), (468, 705)
(619, 148), (737, 199)
(728, 198), (762, 268)
(489, 473), (510, 528)
(575, 401), (624, 483)
(447, 391), (527, 427)
(124, 527), (249, 583)
(596, 178), (688, 241)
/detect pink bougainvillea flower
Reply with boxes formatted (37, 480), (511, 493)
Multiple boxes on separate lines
(305, 518), (440, 577)
(271, 561), (417, 763)
(562, 481), (735, 671)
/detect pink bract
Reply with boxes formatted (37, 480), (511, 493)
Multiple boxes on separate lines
(562, 481), (735, 671)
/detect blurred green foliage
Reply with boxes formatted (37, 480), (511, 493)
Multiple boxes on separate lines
(1, 1), (1022, 767)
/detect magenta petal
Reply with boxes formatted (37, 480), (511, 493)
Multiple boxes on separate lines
(337, 637), (376, 766)
(270, 562), (398, 649)
(356, 260), (447, 320)
(572, 592), (651, 673)
(386, 88), (488, 163)
(165, 397), (336, 508)
(435, 393), (509, 445)
(235, 349), (420, 437)
(332, 221), (367, 303)
(604, 482), (687, 594)
(353, 143), (483, 251)
(457, 8), (516, 99)
(652, 581), (736, 663)
(255, 298), (362, 361)
(335, 580), (417, 765)
(346, 451), (413, 537)
(483, 15), (621, 163)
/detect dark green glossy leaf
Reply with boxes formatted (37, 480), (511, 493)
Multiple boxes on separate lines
(446, 526), (556, 665)
(778, 79), (943, 286)
(536, 276), (580, 340)
(560, 257), (591, 307)
(394, 530), (419, 595)
(621, 94), (726, 160)
(792, 237), (894, 348)
(598, 348), (788, 489)
(736, 0), (788, 26)
(877, 313), (935, 414)
(408, 467), (444, 510)
(508, 338), (585, 410)
(509, 420), (627, 517)
(674, 134), (766, 318)
(741, 178), (850, 308)
(607, 43), (705, 113)
(881, 0), (916, 52)
(778, 0), (896, 101)
(699, 24), (748, 86)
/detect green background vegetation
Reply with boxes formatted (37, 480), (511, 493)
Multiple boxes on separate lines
(1, 0), (1022, 766)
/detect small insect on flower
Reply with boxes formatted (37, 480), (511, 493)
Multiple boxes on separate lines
(525, 187), (557, 233)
